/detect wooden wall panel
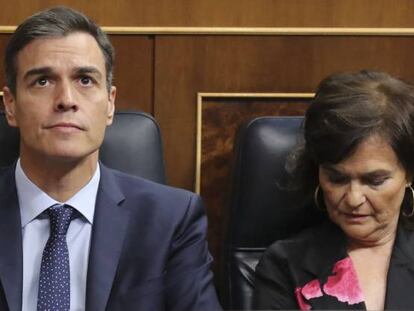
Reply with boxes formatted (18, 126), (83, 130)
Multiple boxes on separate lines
(0, 35), (8, 89)
(109, 35), (154, 112)
(155, 35), (414, 190)
(200, 98), (309, 282)
(0, 34), (154, 113)
(1, 0), (414, 27)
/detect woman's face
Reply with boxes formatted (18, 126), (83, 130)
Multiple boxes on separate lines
(319, 134), (409, 246)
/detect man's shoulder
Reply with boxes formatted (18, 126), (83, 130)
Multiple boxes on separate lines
(0, 164), (15, 177)
(100, 166), (207, 244)
(100, 165), (201, 219)
(0, 164), (16, 190)
(103, 165), (194, 199)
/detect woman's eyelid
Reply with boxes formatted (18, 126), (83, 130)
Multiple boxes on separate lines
(326, 172), (349, 184)
(330, 177), (349, 184)
(322, 166), (346, 179)
(363, 174), (390, 186)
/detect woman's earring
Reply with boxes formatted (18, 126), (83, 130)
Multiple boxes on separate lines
(403, 185), (414, 218)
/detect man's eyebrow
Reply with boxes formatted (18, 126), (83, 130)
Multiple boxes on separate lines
(23, 67), (53, 81)
(74, 66), (103, 78)
(23, 66), (102, 79)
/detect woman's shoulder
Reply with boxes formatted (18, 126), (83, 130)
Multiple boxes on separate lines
(262, 221), (342, 260)
(256, 220), (347, 285)
(253, 221), (347, 308)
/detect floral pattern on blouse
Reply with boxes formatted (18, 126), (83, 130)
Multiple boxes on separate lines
(295, 279), (323, 310)
(295, 257), (364, 310)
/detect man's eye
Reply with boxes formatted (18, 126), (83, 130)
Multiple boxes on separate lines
(79, 77), (93, 86)
(36, 78), (49, 87)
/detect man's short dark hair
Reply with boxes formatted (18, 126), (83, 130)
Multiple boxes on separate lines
(4, 6), (114, 95)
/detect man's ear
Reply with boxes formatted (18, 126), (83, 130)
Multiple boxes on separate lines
(106, 85), (116, 126)
(2, 87), (18, 127)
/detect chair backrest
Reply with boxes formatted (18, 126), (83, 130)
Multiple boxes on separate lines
(223, 116), (321, 310)
(0, 110), (166, 184)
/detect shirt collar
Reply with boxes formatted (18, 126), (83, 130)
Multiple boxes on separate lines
(16, 159), (100, 228)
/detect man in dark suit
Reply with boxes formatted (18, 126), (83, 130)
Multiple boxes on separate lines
(1, 6), (221, 311)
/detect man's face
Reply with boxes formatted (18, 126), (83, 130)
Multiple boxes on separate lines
(2, 32), (116, 164)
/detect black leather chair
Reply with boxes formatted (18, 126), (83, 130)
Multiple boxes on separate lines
(0, 110), (166, 184)
(224, 116), (322, 310)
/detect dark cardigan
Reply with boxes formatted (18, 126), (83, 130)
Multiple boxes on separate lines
(253, 220), (414, 310)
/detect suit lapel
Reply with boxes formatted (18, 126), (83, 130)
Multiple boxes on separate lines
(0, 167), (22, 311)
(86, 165), (129, 311)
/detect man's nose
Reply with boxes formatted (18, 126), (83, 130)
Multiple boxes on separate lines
(344, 183), (366, 208)
(54, 81), (78, 112)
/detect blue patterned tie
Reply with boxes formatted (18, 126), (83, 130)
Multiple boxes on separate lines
(37, 204), (73, 311)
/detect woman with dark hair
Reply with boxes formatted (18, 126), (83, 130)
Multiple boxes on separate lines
(253, 70), (414, 310)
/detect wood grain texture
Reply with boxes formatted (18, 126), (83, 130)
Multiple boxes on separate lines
(1, 0), (414, 27)
(109, 35), (154, 112)
(0, 35), (8, 89)
(155, 35), (414, 190)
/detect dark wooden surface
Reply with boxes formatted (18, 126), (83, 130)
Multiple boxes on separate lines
(109, 35), (154, 112)
(1, 0), (414, 27)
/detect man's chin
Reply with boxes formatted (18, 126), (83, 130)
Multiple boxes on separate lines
(47, 151), (99, 163)
(34, 148), (100, 165)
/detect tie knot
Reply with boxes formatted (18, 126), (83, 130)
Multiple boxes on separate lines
(48, 204), (74, 236)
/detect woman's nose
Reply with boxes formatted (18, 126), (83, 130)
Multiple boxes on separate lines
(344, 183), (366, 208)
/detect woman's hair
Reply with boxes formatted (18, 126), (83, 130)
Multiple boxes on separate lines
(287, 70), (414, 201)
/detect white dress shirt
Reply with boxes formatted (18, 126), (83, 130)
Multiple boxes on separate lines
(16, 159), (100, 311)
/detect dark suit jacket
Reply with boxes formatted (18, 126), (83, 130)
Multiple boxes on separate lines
(253, 220), (414, 310)
(0, 164), (222, 311)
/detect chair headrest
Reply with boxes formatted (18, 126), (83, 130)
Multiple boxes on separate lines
(229, 116), (315, 248)
(0, 110), (166, 184)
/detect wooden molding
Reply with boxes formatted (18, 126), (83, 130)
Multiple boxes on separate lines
(195, 92), (314, 193)
(2, 26), (414, 36)
(0, 26), (15, 33)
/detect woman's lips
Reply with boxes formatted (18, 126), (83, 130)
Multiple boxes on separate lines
(341, 212), (370, 222)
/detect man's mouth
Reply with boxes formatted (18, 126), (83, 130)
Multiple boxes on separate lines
(45, 122), (84, 131)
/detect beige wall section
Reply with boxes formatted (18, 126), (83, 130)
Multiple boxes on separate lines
(1, 0), (414, 27)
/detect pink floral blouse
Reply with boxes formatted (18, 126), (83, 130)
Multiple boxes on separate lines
(295, 257), (364, 310)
